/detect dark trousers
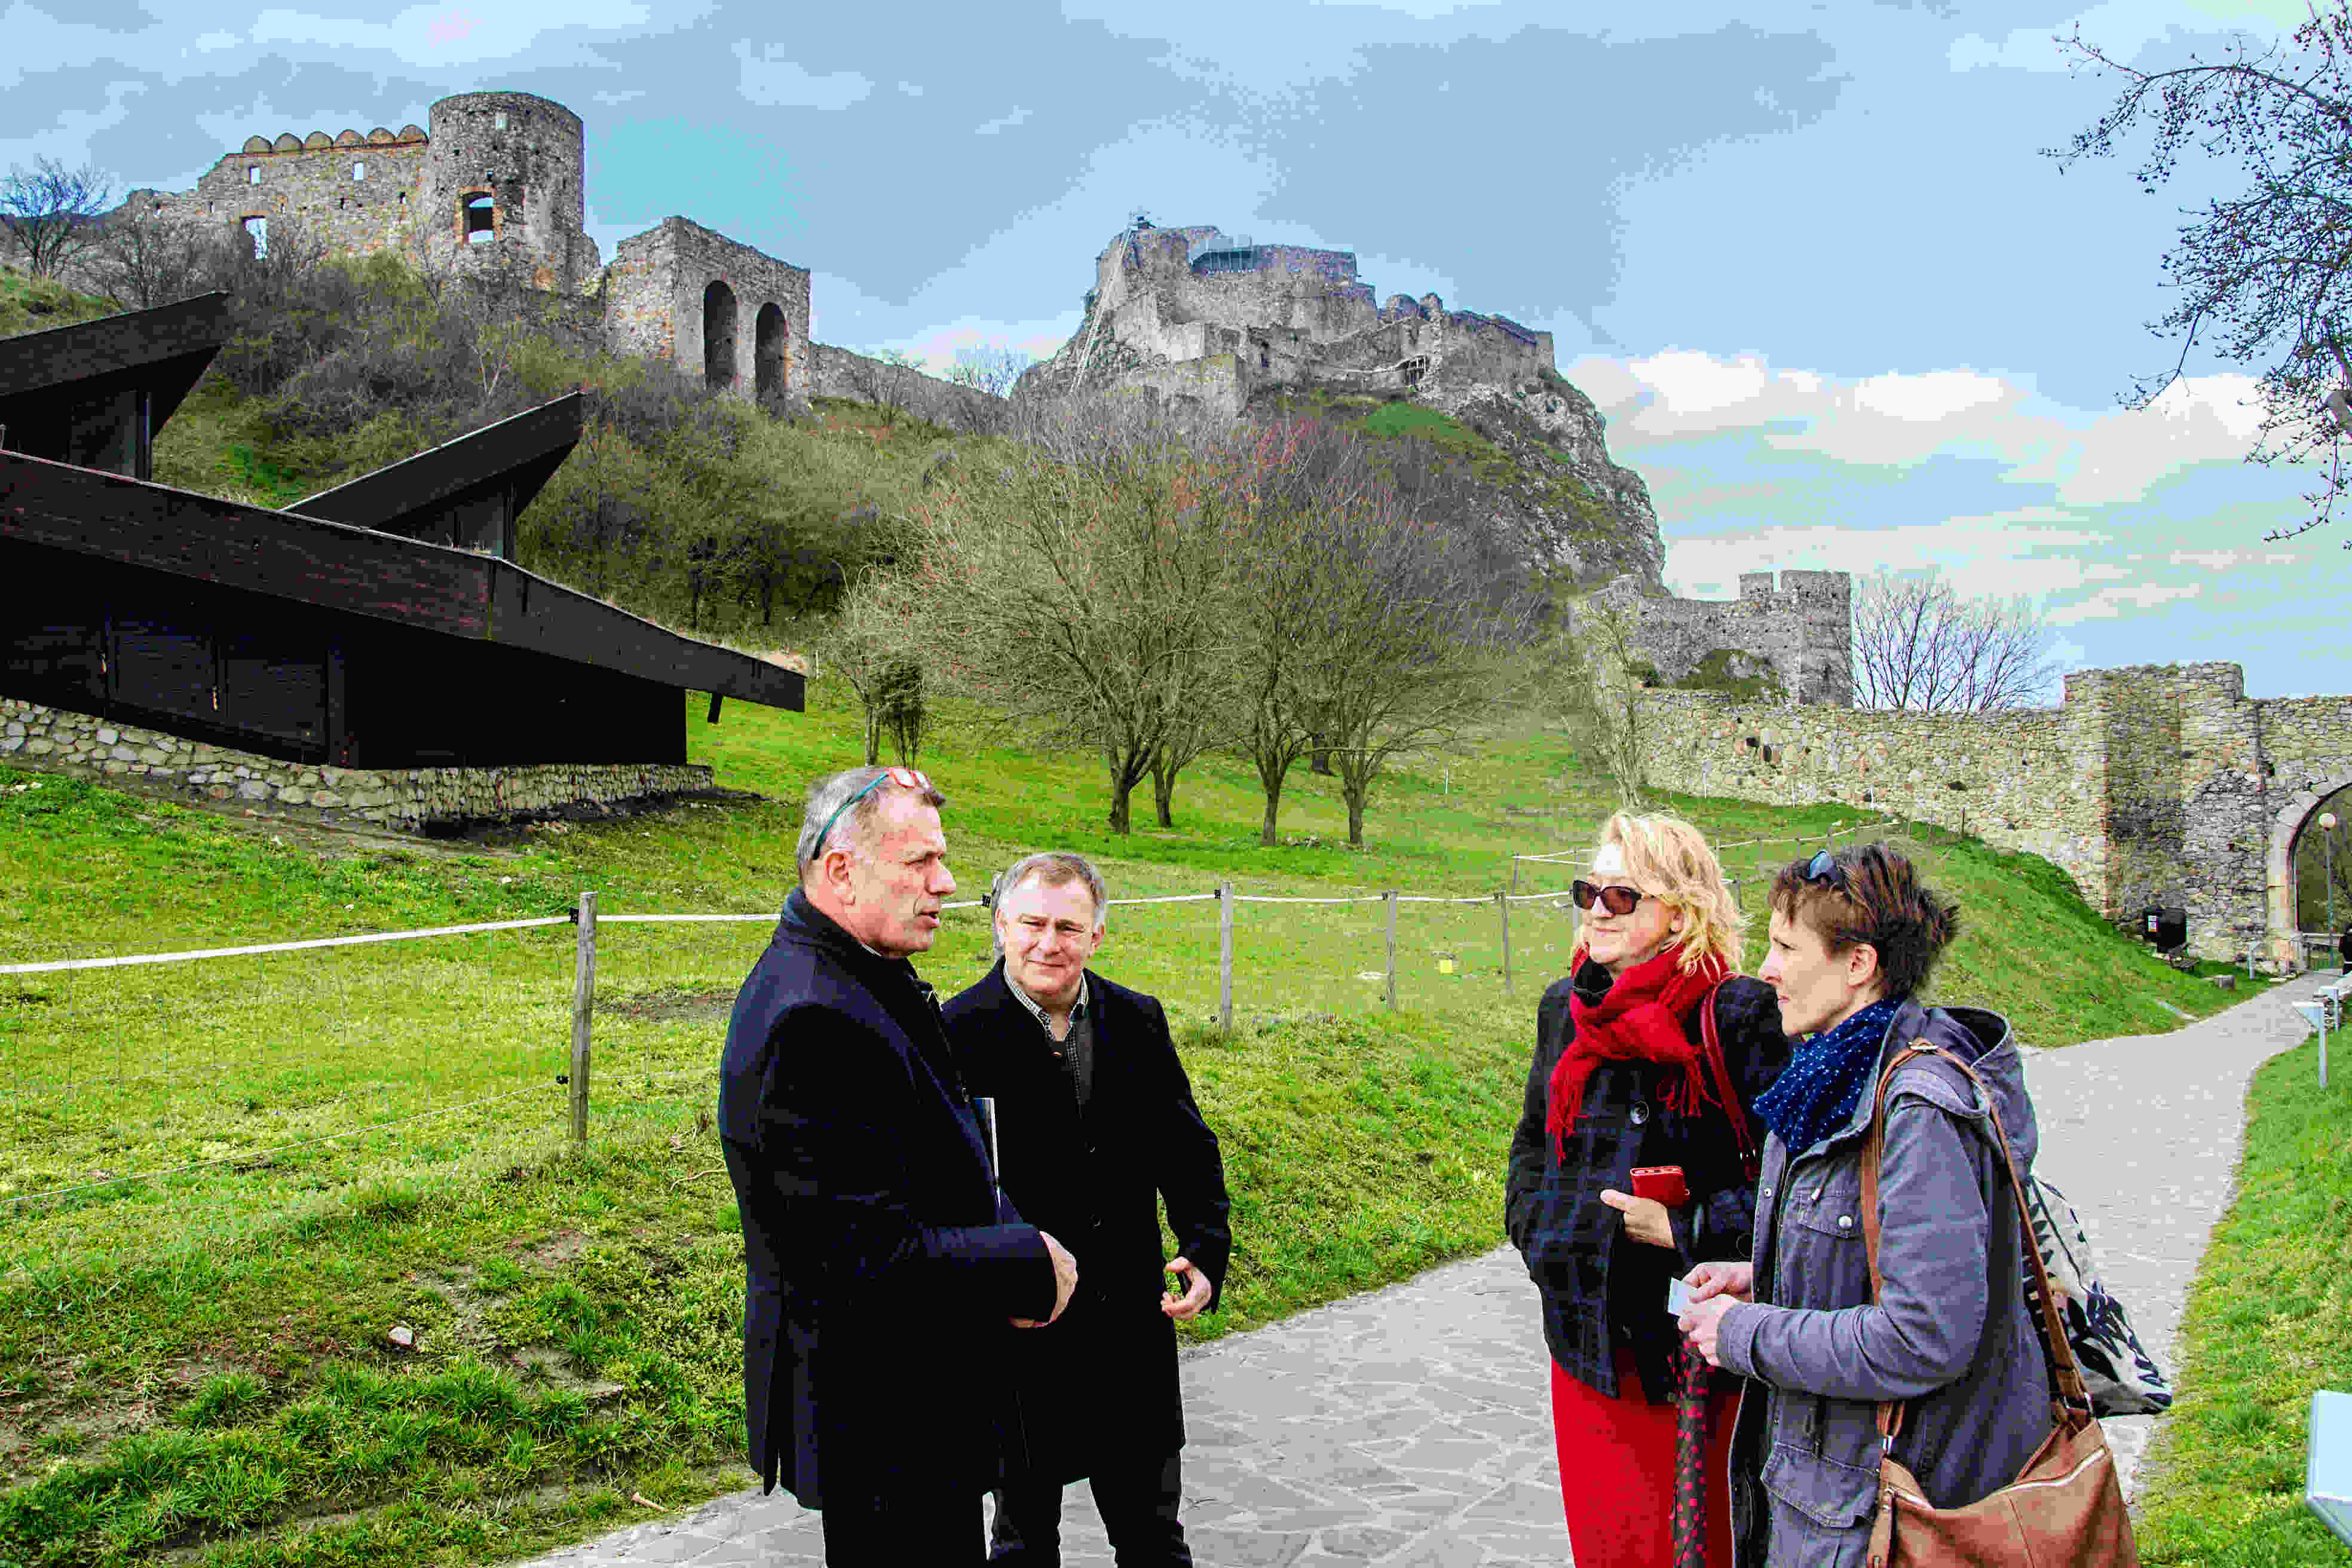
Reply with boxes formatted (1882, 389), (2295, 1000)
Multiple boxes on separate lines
(819, 1489), (984, 1565)
(988, 1451), (1190, 1566)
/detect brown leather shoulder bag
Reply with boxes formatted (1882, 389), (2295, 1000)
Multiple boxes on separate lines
(1859, 1044), (2139, 1568)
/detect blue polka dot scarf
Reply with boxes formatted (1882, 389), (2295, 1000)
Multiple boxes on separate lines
(1753, 996), (1905, 1157)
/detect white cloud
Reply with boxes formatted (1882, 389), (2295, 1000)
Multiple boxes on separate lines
(247, 3), (660, 65)
(1569, 348), (2277, 499)
(2166, 547), (2298, 569)
(1852, 369), (2007, 423)
(974, 106), (1031, 136)
(1945, 4), (2303, 75)
(2048, 578), (2206, 624)
(1664, 511), (2119, 611)
(733, 40), (872, 110)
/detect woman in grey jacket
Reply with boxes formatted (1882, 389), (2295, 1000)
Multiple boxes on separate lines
(1674, 844), (2054, 1567)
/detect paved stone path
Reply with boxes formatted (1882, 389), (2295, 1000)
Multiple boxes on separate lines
(511, 970), (2335, 1567)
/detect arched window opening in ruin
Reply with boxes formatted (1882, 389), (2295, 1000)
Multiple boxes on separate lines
(2291, 783), (2352, 933)
(247, 166), (261, 185)
(464, 194), (495, 244)
(494, 111), (508, 130)
(1401, 356), (1429, 386)
(353, 160), (366, 180)
(755, 301), (787, 402)
(241, 216), (268, 258)
(704, 280), (740, 391)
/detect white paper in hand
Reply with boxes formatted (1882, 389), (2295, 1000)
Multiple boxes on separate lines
(1665, 1274), (1693, 1318)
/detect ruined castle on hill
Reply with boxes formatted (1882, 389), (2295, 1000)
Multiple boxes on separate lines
(117, 89), (1000, 433)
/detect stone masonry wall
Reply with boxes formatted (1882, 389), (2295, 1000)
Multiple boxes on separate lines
(0, 697), (712, 832)
(1637, 687), (2097, 892)
(1638, 662), (2352, 967)
(1602, 569), (1853, 707)
(131, 130), (429, 260)
(807, 342), (1009, 433)
(602, 218), (811, 406)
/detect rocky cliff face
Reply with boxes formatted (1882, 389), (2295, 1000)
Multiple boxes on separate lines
(1405, 370), (1664, 592)
(1015, 239), (1666, 592)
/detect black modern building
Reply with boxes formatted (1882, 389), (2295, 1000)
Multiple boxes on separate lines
(1, 296), (801, 775)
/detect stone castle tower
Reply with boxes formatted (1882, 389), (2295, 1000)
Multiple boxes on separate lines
(415, 91), (599, 295)
(109, 89), (1015, 431)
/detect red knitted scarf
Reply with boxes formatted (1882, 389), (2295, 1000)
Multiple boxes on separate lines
(1548, 944), (1729, 1157)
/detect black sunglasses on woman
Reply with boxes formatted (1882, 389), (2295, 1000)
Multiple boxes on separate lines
(1570, 880), (1649, 917)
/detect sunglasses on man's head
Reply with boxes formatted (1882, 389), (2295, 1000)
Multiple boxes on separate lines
(1570, 880), (1647, 916)
(808, 767), (935, 862)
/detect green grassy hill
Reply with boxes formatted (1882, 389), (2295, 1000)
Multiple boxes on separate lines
(0, 670), (2246, 1568)
(0, 271), (2272, 1568)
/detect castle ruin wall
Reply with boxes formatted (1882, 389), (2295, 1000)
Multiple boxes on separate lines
(1638, 661), (2352, 966)
(137, 131), (428, 259)
(807, 342), (1010, 433)
(600, 218), (811, 408)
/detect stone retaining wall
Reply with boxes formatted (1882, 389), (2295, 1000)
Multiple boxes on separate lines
(0, 697), (712, 832)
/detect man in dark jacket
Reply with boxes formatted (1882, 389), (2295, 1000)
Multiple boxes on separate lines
(943, 851), (1232, 1566)
(719, 766), (1080, 1565)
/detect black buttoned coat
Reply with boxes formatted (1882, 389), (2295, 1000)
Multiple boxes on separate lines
(1503, 965), (1791, 1402)
(943, 961), (1233, 1485)
(717, 890), (1057, 1509)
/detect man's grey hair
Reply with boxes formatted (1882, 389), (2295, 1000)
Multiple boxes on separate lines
(795, 765), (948, 872)
(994, 851), (1109, 929)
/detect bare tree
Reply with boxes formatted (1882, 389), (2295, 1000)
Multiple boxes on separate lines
(1550, 591), (1654, 808)
(1852, 570), (2060, 713)
(901, 392), (1239, 834)
(1271, 431), (1535, 847)
(0, 158), (113, 280)
(947, 341), (1033, 399)
(2049, 5), (2352, 545)
(817, 574), (929, 767)
(81, 204), (228, 310)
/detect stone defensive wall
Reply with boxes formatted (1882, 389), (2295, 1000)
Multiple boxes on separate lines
(1636, 661), (2352, 967)
(806, 343), (1008, 433)
(605, 217), (811, 406)
(0, 697), (714, 832)
(126, 125), (430, 261)
(1603, 569), (1853, 708)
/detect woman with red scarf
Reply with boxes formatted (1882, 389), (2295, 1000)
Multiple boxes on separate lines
(1504, 813), (1790, 1567)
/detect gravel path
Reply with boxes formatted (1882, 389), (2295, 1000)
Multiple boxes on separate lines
(509, 971), (2333, 1566)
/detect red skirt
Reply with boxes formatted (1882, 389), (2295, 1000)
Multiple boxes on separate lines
(1551, 1348), (1740, 1567)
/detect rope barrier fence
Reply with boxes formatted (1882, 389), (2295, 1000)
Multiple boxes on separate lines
(0, 860), (1646, 1273)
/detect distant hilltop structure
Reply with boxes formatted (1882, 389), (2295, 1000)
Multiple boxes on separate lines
(1022, 218), (1556, 415)
(1021, 215), (1668, 590)
(115, 90), (997, 431)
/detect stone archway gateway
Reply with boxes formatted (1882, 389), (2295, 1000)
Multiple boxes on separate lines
(703, 280), (739, 391)
(754, 301), (786, 401)
(2268, 776), (2352, 966)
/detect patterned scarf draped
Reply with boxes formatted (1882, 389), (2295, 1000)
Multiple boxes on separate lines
(1753, 995), (1905, 1156)
(1546, 944), (1729, 1158)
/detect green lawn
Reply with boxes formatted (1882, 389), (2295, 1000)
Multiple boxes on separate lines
(2134, 1027), (2352, 1565)
(0, 676), (2246, 1568)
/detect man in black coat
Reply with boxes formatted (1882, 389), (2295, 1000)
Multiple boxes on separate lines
(718, 766), (1080, 1565)
(944, 851), (1232, 1567)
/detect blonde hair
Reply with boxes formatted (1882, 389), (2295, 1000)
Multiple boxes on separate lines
(1587, 811), (1745, 973)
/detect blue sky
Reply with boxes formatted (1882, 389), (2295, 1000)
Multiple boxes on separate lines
(8, 0), (2345, 699)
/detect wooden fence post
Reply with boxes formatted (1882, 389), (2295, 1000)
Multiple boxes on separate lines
(1218, 883), (1234, 1031)
(1498, 892), (1512, 996)
(570, 889), (596, 1146)
(1384, 891), (1399, 1011)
